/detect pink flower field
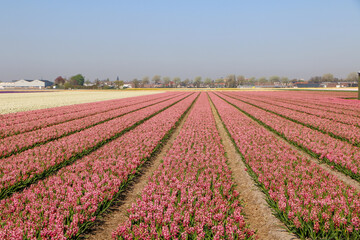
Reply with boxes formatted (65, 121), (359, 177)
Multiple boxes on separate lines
(1, 90), (360, 239)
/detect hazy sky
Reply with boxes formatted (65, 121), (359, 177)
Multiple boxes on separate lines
(1, 0), (360, 82)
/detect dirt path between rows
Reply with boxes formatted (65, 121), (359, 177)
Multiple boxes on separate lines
(84, 99), (197, 240)
(221, 94), (360, 192)
(209, 98), (298, 240)
(271, 128), (360, 193)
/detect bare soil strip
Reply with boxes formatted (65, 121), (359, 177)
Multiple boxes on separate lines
(209, 98), (298, 240)
(217, 93), (360, 192)
(84, 96), (197, 240)
(270, 127), (360, 193)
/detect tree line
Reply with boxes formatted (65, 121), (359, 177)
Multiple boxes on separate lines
(308, 72), (358, 83)
(53, 72), (359, 89)
(54, 74), (85, 89)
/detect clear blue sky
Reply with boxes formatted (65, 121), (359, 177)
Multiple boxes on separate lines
(1, 0), (359, 82)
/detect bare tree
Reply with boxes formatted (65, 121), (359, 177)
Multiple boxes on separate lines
(114, 80), (124, 89)
(132, 78), (140, 88)
(248, 77), (256, 85)
(225, 75), (237, 88)
(346, 72), (358, 82)
(215, 78), (224, 88)
(236, 75), (245, 86)
(204, 78), (212, 88)
(141, 76), (150, 87)
(173, 77), (181, 88)
(258, 77), (268, 85)
(193, 76), (202, 88)
(280, 77), (289, 83)
(152, 75), (161, 85)
(183, 78), (190, 87)
(322, 73), (335, 82)
(269, 76), (280, 83)
(163, 76), (171, 87)
(309, 76), (322, 83)
(94, 78), (101, 87)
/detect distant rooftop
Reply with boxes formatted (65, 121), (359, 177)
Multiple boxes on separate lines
(7, 79), (53, 83)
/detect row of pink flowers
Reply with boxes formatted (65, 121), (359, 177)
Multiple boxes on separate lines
(0, 93), (183, 158)
(232, 93), (360, 128)
(0, 93), (198, 239)
(0, 93), (192, 197)
(0, 92), (178, 138)
(236, 91), (360, 115)
(1, 94), (139, 124)
(217, 92), (360, 178)
(224, 92), (360, 146)
(209, 92), (360, 239)
(236, 91), (360, 118)
(113, 93), (255, 240)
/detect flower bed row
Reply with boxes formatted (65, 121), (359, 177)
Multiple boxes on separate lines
(0, 91), (170, 123)
(234, 91), (360, 114)
(244, 90), (360, 113)
(0, 93), (182, 158)
(223, 92), (360, 147)
(238, 91), (360, 118)
(209, 92), (360, 239)
(0, 93), (192, 200)
(234, 93), (360, 128)
(0, 92), (177, 138)
(1, 93), (125, 123)
(216, 93), (360, 182)
(294, 91), (360, 111)
(0, 93), (198, 239)
(113, 93), (255, 240)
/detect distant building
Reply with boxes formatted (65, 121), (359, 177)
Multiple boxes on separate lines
(255, 84), (276, 88)
(319, 82), (357, 88)
(320, 82), (337, 88)
(84, 82), (95, 87)
(295, 83), (320, 88)
(238, 85), (255, 89)
(0, 79), (53, 89)
(343, 82), (358, 87)
(214, 82), (226, 88)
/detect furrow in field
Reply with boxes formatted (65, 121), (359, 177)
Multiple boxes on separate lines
(85, 91), (198, 240)
(208, 94), (297, 240)
(0, 93), (192, 200)
(245, 92), (360, 118)
(209, 92), (360, 239)
(0, 93), (184, 158)
(0, 93), (198, 239)
(272, 128), (360, 193)
(216, 93), (360, 192)
(222, 92), (360, 147)
(113, 93), (255, 240)
(232, 93), (360, 128)
(216, 92), (360, 183)
(275, 91), (360, 113)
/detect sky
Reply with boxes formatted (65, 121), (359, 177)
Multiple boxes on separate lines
(0, 0), (360, 82)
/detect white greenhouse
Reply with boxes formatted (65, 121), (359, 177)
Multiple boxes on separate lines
(0, 79), (53, 89)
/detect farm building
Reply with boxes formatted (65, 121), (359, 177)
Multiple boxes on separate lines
(294, 83), (320, 88)
(0, 79), (53, 89)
